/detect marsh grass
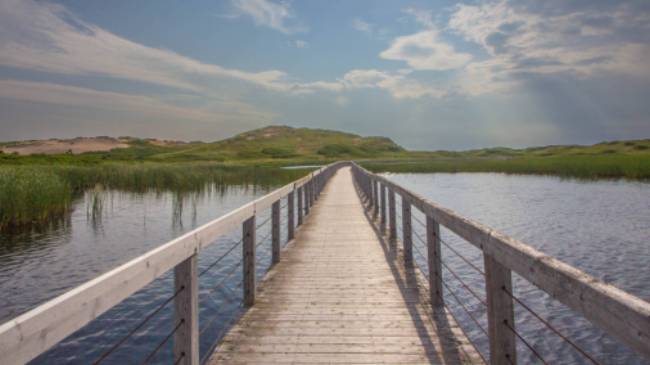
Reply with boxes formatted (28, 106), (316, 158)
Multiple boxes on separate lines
(0, 168), (71, 230)
(362, 155), (650, 180)
(0, 163), (310, 231)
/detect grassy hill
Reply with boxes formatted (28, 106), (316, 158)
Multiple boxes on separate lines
(0, 126), (406, 165)
(148, 126), (404, 162)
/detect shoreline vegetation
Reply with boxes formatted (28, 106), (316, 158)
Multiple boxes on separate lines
(1, 126), (649, 231)
(361, 154), (650, 180)
(0, 164), (308, 232)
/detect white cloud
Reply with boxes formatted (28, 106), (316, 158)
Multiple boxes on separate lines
(402, 7), (435, 29)
(352, 18), (372, 34)
(293, 40), (308, 48)
(380, 30), (472, 71)
(342, 69), (446, 99)
(0, 79), (273, 122)
(0, 0), (328, 96)
(231, 0), (304, 34)
(448, 0), (650, 94)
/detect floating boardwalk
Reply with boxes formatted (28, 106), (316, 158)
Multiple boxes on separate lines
(1, 162), (649, 365)
(209, 167), (482, 364)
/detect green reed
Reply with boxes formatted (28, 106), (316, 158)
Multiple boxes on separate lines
(362, 155), (650, 180)
(0, 163), (311, 231)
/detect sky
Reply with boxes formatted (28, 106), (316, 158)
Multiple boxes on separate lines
(0, 0), (649, 150)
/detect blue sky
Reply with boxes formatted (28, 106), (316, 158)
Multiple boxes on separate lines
(0, 0), (649, 150)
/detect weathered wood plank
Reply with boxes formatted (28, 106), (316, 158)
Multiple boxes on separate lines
(173, 255), (199, 365)
(209, 167), (483, 365)
(427, 215), (443, 308)
(484, 254), (516, 365)
(243, 216), (256, 307)
(271, 200), (280, 264)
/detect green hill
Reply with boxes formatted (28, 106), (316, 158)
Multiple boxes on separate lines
(148, 126), (405, 162)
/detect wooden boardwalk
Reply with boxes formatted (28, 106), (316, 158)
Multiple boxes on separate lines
(3, 163), (649, 365)
(208, 167), (483, 364)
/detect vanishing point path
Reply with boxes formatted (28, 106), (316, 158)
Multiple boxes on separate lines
(208, 167), (483, 364)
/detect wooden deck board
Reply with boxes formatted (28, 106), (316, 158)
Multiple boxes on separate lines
(208, 167), (483, 365)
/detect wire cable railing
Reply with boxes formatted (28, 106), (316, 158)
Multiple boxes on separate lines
(199, 237), (243, 278)
(140, 319), (184, 365)
(91, 286), (186, 364)
(362, 167), (611, 365)
(502, 286), (602, 365)
(410, 204), (604, 364)
(502, 319), (549, 365)
(411, 240), (489, 363)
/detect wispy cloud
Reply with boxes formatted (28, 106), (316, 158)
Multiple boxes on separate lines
(0, 0), (327, 96)
(0, 79), (274, 123)
(352, 18), (372, 34)
(448, 0), (650, 95)
(380, 30), (472, 71)
(231, 0), (305, 34)
(342, 69), (446, 99)
(293, 40), (308, 48)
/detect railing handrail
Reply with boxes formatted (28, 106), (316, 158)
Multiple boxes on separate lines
(350, 162), (650, 362)
(0, 161), (348, 365)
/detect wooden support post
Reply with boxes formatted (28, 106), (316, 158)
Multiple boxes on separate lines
(304, 183), (310, 216)
(371, 179), (377, 211)
(380, 183), (387, 234)
(297, 187), (303, 226)
(426, 216), (443, 308)
(485, 254), (517, 365)
(373, 180), (379, 219)
(287, 190), (295, 240)
(243, 216), (256, 307)
(310, 180), (314, 206)
(272, 200), (280, 265)
(173, 255), (199, 365)
(402, 198), (412, 264)
(388, 189), (396, 242)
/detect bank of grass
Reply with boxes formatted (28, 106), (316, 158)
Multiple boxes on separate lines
(0, 163), (310, 231)
(0, 168), (71, 230)
(361, 154), (650, 180)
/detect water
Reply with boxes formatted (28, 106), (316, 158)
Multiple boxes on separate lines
(0, 184), (290, 364)
(1, 173), (649, 364)
(384, 172), (650, 364)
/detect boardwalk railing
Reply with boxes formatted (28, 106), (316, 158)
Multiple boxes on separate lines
(351, 162), (650, 364)
(0, 162), (347, 365)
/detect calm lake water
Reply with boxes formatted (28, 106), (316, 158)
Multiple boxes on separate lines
(0, 183), (288, 364)
(385, 173), (650, 365)
(0, 172), (648, 364)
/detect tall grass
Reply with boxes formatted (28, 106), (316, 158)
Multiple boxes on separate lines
(0, 163), (311, 231)
(0, 168), (71, 230)
(362, 155), (650, 180)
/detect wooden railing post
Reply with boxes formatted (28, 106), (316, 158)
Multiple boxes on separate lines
(173, 255), (199, 365)
(304, 183), (310, 216)
(380, 183), (387, 234)
(426, 216), (443, 308)
(243, 216), (256, 307)
(272, 200), (280, 265)
(368, 177), (374, 209)
(388, 189), (396, 242)
(402, 198), (412, 264)
(485, 254), (517, 364)
(287, 189), (295, 240)
(297, 187), (303, 226)
(373, 180), (379, 219)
